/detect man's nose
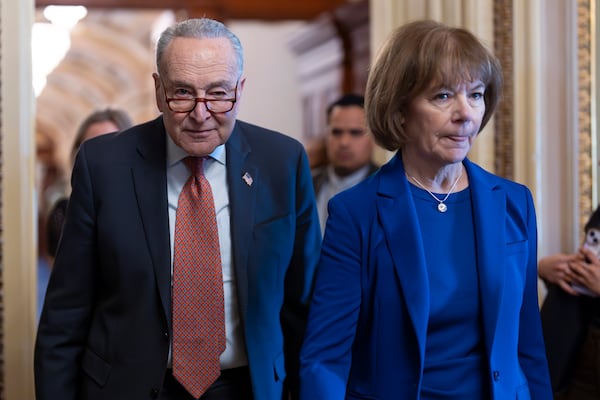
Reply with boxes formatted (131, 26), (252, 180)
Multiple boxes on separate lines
(337, 131), (354, 145)
(189, 101), (211, 121)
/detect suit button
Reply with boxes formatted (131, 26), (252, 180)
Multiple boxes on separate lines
(492, 370), (500, 381)
(163, 331), (169, 340)
(150, 388), (160, 398)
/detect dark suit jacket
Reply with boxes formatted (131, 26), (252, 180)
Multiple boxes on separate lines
(35, 117), (321, 400)
(300, 154), (553, 400)
(540, 283), (595, 393)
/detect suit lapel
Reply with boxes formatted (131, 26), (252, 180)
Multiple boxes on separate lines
(225, 123), (257, 324)
(464, 160), (506, 353)
(376, 155), (430, 364)
(132, 117), (172, 327)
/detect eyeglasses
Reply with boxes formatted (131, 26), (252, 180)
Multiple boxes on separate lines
(162, 80), (238, 114)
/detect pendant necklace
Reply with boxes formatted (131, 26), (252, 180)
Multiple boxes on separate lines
(408, 168), (463, 213)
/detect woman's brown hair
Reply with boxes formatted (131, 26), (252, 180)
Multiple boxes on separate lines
(365, 19), (503, 151)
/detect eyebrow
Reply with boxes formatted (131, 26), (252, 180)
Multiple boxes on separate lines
(168, 79), (237, 91)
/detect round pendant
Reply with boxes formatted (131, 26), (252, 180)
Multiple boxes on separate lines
(437, 203), (447, 213)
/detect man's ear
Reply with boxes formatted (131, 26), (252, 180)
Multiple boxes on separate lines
(152, 73), (164, 112)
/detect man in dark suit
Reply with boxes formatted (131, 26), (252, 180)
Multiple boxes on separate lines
(34, 18), (321, 400)
(311, 94), (378, 234)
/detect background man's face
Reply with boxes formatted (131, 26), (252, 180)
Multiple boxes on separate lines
(326, 105), (373, 176)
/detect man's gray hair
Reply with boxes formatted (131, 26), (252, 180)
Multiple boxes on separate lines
(156, 18), (244, 78)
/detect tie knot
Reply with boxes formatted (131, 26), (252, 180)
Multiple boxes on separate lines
(185, 156), (205, 178)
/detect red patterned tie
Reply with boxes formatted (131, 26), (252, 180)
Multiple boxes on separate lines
(172, 156), (225, 399)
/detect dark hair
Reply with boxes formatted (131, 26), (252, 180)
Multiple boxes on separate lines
(365, 19), (503, 151)
(326, 94), (365, 122)
(585, 205), (600, 232)
(71, 108), (133, 159)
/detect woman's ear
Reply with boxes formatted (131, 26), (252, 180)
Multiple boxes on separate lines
(397, 106), (405, 125)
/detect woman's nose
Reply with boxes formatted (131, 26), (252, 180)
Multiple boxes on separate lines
(452, 94), (475, 121)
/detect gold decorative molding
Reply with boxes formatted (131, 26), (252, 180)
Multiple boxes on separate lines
(493, 0), (514, 179)
(578, 0), (593, 238)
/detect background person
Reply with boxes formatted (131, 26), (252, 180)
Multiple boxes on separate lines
(39, 107), (133, 322)
(539, 206), (600, 399)
(300, 19), (552, 399)
(70, 107), (134, 160)
(311, 94), (377, 234)
(45, 107), (134, 259)
(35, 17), (320, 400)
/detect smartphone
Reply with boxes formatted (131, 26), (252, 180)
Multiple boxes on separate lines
(572, 228), (600, 296)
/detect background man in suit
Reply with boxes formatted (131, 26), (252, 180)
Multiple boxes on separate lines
(35, 18), (321, 400)
(311, 94), (377, 234)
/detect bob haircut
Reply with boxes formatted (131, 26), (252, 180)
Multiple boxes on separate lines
(365, 19), (503, 151)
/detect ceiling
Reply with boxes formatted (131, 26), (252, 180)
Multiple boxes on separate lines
(34, 0), (349, 21)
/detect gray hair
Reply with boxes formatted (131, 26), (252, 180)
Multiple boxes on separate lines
(156, 18), (244, 78)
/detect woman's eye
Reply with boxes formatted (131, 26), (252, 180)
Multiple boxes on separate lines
(435, 92), (450, 100)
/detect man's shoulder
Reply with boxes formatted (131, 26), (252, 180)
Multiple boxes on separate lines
(311, 166), (328, 190)
(79, 116), (164, 162)
(311, 166), (327, 179)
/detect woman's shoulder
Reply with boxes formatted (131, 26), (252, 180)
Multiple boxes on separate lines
(329, 171), (381, 211)
(465, 159), (530, 193)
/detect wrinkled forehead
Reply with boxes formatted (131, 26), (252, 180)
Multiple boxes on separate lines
(160, 37), (241, 78)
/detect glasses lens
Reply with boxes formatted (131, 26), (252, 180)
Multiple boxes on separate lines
(167, 99), (235, 113)
(169, 99), (196, 113)
(207, 100), (234, 113)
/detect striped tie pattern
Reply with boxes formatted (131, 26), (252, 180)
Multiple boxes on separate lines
(172, 156), (225, 399)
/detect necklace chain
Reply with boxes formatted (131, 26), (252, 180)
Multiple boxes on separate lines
(408, 168), (463, 213)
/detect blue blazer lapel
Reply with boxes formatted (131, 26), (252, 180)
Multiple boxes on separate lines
(376, 154), (429, 363)
(226, 124), (257, 324)
(131, 117), (172, 327)
(464, 159), (506, 352)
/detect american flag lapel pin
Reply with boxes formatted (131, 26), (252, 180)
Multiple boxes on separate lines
(242, 172), (253, 186)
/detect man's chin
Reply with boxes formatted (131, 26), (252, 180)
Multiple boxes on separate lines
(184, 141), (219, 157)
(332, 166), (355, 177)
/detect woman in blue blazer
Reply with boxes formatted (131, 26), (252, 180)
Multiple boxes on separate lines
(299, 20), (552, 400)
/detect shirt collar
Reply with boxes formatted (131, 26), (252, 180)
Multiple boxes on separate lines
(166, 133), (226, 166)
